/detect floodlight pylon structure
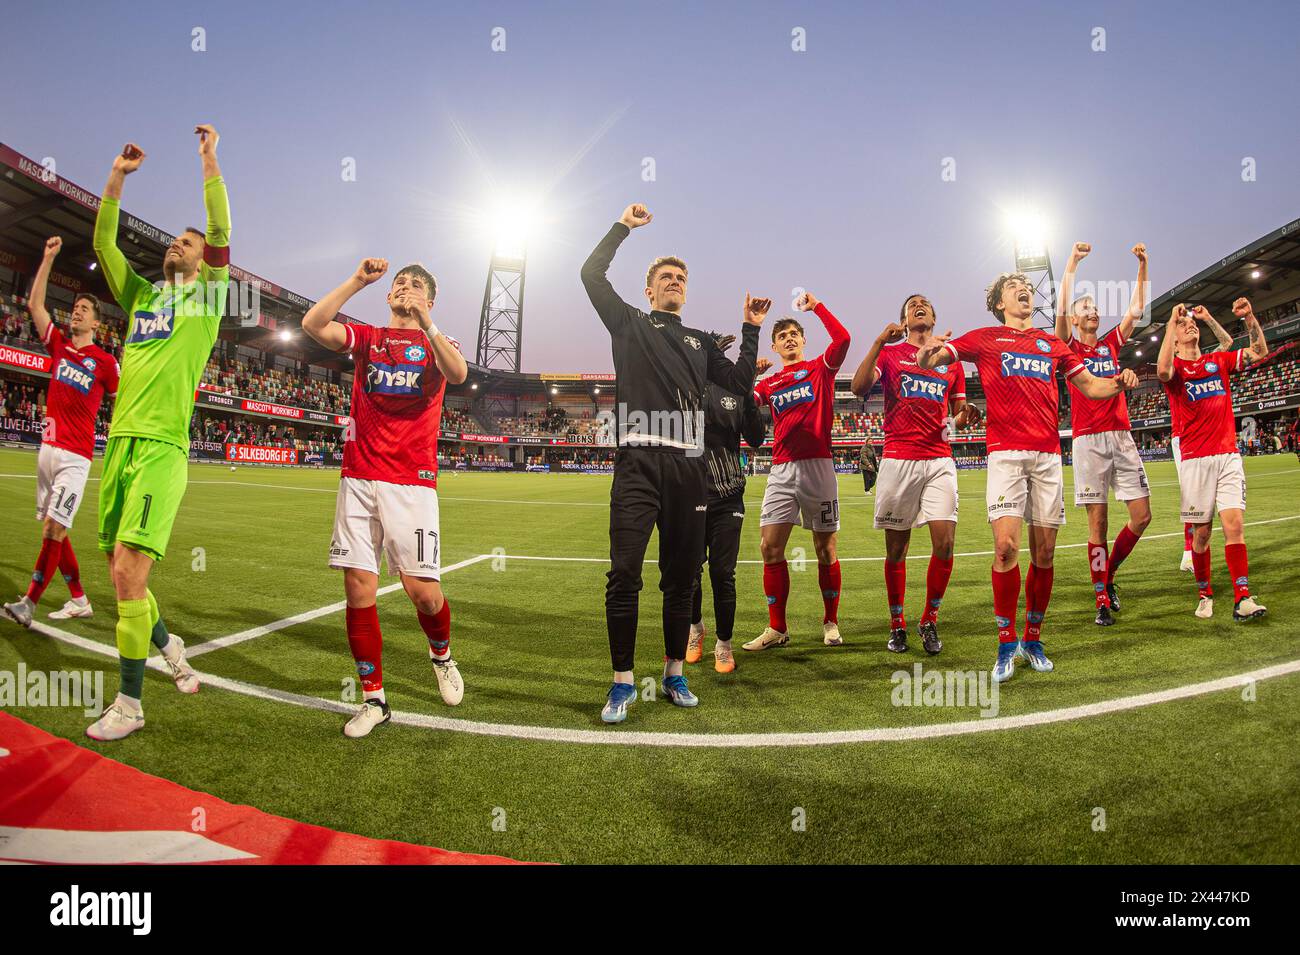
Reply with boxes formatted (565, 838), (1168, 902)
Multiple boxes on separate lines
(1013, 240), (1057, 330)
(476, 247), (525, 372)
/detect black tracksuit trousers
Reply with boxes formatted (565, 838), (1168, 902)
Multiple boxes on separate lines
(606, 447), (707, 672)
(690, 489), (745, 641)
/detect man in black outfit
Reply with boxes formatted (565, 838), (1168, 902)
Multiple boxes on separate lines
(581, 203), (765, 724)
(687, 335), (770, 674)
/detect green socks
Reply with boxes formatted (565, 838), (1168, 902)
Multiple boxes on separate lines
(116, 597), (152, 700)
(145, 588), (170, 650)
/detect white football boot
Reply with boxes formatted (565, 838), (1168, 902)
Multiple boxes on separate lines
(822, 622), (843, 646)
(742, 627), (790, 651)
(432, 657), (464, 705)
(1233, 596), (1267, 622)
(159, 635), (200, 694)
(3, 596), (34, 628)
(1179, 551), (1194, 573)
(86, 696), (145, 741)
(49, 596), (93, 620)
(1194, 596), (1214, 619)
(343, 698), (391, 738)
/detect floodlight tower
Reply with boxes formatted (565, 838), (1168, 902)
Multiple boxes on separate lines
(475, 242), (526, 372)
(1009, 212), (1057, 329)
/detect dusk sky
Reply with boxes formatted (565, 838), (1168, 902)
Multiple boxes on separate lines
(3, 1), (1299, 371)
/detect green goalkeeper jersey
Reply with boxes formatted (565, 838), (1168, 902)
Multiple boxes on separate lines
(93, 176), (231, 450)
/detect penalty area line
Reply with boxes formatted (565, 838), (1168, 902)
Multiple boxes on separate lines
(17, 618), (1300, 748)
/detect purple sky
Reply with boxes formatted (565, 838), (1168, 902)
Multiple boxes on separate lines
(3, 1), (1298, 371)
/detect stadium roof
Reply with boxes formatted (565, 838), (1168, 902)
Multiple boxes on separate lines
(1120, 215), (1300, 361)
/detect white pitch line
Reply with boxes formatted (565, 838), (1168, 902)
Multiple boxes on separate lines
(16, 618), (1300, 748)
(186, 554), (489, 657)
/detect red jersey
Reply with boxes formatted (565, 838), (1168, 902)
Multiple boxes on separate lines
(943, 324), (1083, 454)
(753, 303), (850, 464)
(1161, 350), (1243, 460)
(41, 323), (118, 461)
(342, 323), (454, 488)
(1067, 327), (1131, 438)
(877, 340), (966, 460)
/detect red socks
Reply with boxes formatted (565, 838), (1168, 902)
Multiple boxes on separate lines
(1088, 541), (1109, 608)
(1024, 563), (1054, 643)
(884, 560), (906, 629)
(345, 604), (384, 695)
(1224, 543), (1251, 602)
(1192, 549), (1213, 598)
(992, 565), (1021, 643)
(58, 539), (84, 599)
(1183, 523), (1194, 553)
(818, 561), (841, 624)
(1108, 525), (1140, 582)
(763, 561), (790, 632)
(417, 599), (452, 660)
(25, 538), (63, 603)
(922, 555), (953, 625)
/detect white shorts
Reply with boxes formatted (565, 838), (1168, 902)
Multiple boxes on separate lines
(873, 457), (958, 530)
(1178, 453), (1246, 524)
(329, 477), (441, 578)
(1171, 436), (1183, 475)
(760, 458), (840, 532)
(35, 444), (92, 529)
(985, 450), (1066, 527)
(1072, 430), (1150, 505)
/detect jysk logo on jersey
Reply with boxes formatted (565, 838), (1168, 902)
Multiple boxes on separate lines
(55, 358), (95, 395)
(366, 362), (425, 395)
(1000, 351), (1053, 382)
(403, 344), (426, 362)
(898, 372), (949, 403)
(1185, 374), (1227, 402)
(770, 381), (816, 414)
(1084, 355), (1118, 377)
(128, 308), (175, 344)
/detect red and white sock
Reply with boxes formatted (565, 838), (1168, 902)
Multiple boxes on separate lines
(818, 560), (841, 624)
(1108, 525), (1140, 582)
(992, 565), (1021, 644)
(1224, 543), (1251, 602)
(58, 539), (85, 600)
(345, 604), (384, 700)
(921, 555), (953, 625)
(763, 561), (790, 633)
(1192, 549), (1213, 598)
(884, 560), (906, 629)
(418, 598), (452, 661)
(1088, 541), (1109, 609)
(25, 538), (63, 604)
(1024, 563), (1054, 643)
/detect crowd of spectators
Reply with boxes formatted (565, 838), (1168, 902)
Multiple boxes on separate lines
(201, 354), (349, 415)
(191, 413), (341, 453)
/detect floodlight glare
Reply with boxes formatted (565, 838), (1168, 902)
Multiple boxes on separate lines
(490, 198), (538, 260)
(1251, 269), (1261, 279)
(279, 329), (291, 342)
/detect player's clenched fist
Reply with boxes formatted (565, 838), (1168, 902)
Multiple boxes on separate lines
(743, 292), (772, 326)
(1232, 297), (1255, 320)
(354, 258), (389, 286)
(43, 236), (63, 259)
(755, 357), (774, 376)
(1131, 243), (1147, 263)
(619, 204), (653, 229)
(877, 321), (906, 345)
(1069, 242), (1091, 262)
(113, 143), (145, 174)
(1117, 368), (1138, 391)
(795, 291), (820, 313)
(195, 124), (219, 156)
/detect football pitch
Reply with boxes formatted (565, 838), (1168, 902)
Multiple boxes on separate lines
(1, 446), (1297, 864)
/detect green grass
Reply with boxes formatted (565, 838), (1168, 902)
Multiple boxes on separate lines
(1, 447), (1298, 864)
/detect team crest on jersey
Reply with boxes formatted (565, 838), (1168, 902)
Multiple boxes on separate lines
(404, 344), (426, 362)
(1185, 374), (1227, 402)
(366, 362), (425, 395)
(898, 372), (948, 403)
(793, 368), (809, 381)
(935, 364), (948, 374)
(683, 335), (701, 350)
(1000, 351), (1053, 381)
(721, 396), (738, 410)
(55, 358), (95, 395)
(83, 357), (97, 371)
(1097, 345), (1110, 356)
(1035, 338), (1052, 353)
(770, 381), (815, 414)
(128, 308), (174, 343)
(1205, 361), (1218, 373)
